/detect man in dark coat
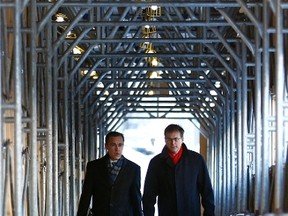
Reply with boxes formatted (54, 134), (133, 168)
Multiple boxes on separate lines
(77, 131), (143, 216)
(143, 124), (215, 216)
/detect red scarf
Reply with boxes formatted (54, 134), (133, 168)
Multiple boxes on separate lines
(168, 145), (183, 165)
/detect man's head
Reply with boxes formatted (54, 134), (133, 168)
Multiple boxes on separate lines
(105, 131), (124, 160)
(164, 124), (184, 155)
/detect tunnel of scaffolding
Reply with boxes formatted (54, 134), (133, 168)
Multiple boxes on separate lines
(0, 0), (288, 216)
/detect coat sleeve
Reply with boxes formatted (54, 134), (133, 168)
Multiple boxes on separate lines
(130, 165), (143, 216)
(199, 158), (215, 216)
(77, 162), (93, 216)
(143, 159), (158, 216)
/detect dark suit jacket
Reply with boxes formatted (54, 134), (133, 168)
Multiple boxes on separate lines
(143, 144), (215, 216)
(77, 154), (142, 216)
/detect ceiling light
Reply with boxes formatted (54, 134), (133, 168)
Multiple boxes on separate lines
(149, 57), (159, 66)
(147, 90), (155, 96)
(148, 71), (161, 79)
(139, 33), (151, 49)
(150, 5), (158, 10)
(55, 13), (67, 22)
(144, 44), (160, 66)
(145, 44), (156, 54)
(66, 31), (77, 39)
(72, 46), (84, 54)
(142, 25), (156, 34)
(146, 5), (161, 17)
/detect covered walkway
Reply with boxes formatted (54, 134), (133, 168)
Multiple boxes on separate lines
(1, 0), (288, 215)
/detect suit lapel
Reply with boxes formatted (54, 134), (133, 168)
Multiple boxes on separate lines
(98, 156), (112, 187)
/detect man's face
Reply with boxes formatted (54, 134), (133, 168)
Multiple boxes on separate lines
(105, 136), (124, 160)
(165, 131), (183, 155)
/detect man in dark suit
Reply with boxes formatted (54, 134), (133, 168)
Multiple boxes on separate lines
(143, 124), (215, 216)
(77, 131), (143, 216)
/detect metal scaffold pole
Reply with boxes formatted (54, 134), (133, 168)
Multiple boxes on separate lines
(275, 0), (285, 212)
(0, 4), (3, 215)
(28, 0), (38, 215)
(14, 0), (23, 215)
(261, 0), (271, 214)
(254, 7), (262, 212)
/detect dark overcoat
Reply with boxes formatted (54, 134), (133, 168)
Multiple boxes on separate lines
(143, 144), (215, 216)
(77, 154), (142, 216)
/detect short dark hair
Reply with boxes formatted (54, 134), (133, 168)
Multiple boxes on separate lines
(164, 124), (184, 138)
(105, 131), (124, 143)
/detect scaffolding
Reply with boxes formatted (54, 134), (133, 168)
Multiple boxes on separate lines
(0, 0), (288, 215)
